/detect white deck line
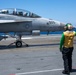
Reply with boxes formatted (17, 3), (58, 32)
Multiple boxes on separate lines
(15, 68), (63, 75)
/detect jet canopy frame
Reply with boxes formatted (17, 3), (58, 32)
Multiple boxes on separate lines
(0, 8), (41, 18)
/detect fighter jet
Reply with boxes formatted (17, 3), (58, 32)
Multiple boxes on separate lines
(0, 8), (65, 47)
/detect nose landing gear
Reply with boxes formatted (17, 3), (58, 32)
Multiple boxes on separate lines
(16, 40), (22, 47)
(8, 34), (29, 48)
(15, 40), (28, 48)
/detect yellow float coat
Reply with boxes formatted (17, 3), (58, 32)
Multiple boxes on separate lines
(63, 31), (75, 48)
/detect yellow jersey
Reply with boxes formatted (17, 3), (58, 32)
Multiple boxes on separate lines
(63, 31), (75, 48)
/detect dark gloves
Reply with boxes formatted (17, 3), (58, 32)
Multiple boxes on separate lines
(59, 48), (62, 52)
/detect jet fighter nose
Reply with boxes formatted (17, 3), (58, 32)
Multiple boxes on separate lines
(60, 22), (66, 30)
(60, 22), (66, 26)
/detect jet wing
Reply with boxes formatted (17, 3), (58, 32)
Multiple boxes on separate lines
(0, 20), (32, 32)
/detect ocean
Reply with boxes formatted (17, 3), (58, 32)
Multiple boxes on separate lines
(0, 31), (63, 35)
(0, 28), (76, 35)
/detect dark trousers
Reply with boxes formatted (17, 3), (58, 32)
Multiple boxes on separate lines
(62, 47), (73, 71)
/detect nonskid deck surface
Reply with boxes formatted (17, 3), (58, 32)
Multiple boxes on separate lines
(0, 35), (76, 75)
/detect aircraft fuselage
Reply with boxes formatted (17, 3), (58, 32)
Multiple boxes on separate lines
(0, 14), (65, 33)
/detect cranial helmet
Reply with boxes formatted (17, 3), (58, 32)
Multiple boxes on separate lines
(64, 23), (73, 30)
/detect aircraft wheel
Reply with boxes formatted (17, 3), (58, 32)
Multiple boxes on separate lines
(16, 40), (22, 47)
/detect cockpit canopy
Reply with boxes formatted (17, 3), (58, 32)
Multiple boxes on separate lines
(0, 8), (41, 18)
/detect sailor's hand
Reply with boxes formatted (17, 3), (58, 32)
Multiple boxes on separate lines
(60, 48), (62, 52)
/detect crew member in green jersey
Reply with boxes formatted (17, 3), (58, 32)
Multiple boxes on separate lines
(59, 23), (76, 74)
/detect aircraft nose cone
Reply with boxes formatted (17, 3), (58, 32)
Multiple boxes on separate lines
(60, 22), (66, 26)
(60, 22), (66, 30)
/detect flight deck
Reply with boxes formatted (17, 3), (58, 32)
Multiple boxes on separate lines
(0, 35), (76, 75)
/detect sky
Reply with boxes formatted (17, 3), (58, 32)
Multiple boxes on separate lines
(0, 0), (76, 26)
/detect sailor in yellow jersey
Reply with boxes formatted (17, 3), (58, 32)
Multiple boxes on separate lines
(60, 23), (76, 74)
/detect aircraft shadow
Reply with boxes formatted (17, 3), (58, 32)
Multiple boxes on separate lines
(0, 43), (60, 50)
(29, 43), (59, 47)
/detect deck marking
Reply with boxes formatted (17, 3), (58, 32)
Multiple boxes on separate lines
(16, 68), (63, 75)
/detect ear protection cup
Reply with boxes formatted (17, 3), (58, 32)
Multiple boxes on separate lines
(64, 23), (73, 30)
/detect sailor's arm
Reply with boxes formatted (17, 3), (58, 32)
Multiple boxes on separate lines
(59, 33), (65, 52)
(75, 32), (76, 36)
(73, 31), (76, 36)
